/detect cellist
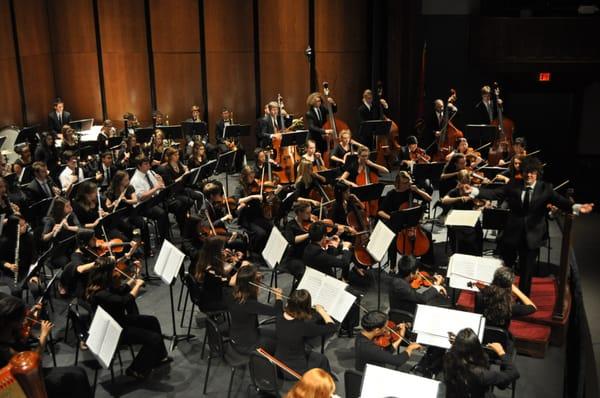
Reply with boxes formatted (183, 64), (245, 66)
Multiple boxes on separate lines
(377, 171), (432, 272)
(338, 147), (389, 188)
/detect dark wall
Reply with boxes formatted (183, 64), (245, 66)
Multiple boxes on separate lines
(0, 0), (419, 151)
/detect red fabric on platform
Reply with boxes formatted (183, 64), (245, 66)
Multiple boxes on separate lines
(509, 319), (551, 342)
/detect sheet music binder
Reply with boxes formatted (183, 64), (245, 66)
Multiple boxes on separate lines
(153, 240), (186, 285)
(86, 306), (123, 369)
(365, 220), (395, 262)
(296, 267), (356, 322)
(447, 253), (503, 291)
(413, 304), (486, 349)
(262, 227), (289, 269)
(360, 364), (443, 398)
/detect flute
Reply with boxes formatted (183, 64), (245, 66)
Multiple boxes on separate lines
(14, 222), (20, 287)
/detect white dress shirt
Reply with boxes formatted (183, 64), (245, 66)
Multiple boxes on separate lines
(59, 167), (85, 191)
(130, 169), (158, 200)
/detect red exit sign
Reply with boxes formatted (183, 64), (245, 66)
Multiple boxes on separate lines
(538, 72), (551, 82)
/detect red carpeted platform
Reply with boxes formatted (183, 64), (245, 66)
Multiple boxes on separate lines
(455, 276), (570, 358)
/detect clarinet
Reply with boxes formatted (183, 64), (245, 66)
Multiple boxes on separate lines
(14, 222), (20, 287)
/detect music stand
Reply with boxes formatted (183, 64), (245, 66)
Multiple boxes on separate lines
(350, 183), (385, 202)
(69, 118), (94, 132)
(359, 120), (392, 138)
(181, 121), (207, 139)
(134, 128), (154, 145)
(280, 130), (308, 147)
(479, 166), (507, 180)
(78, 142), (99, 161)
(413, 162), (445, 186)
(317, 167), (341, 186)
(15, 125), (39, 145)
(67, 177), (95, 200)
(214, 150), (237, 193)
(188, 159), (217, 186)
(156, 125), (183, 141)
(26, 198), (54, 227)
(464, 124), (497, 149)
(482, 208), (508, 231)
(108, 136), (123, 150)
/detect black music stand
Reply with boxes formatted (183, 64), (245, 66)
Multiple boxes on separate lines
(157, 125), (183, 141)
(482, 208), (508, 231)
(26, 198), (54, 227)
(181, 121), (207, 139)
(15, 125), (39, 146)
(359, 120), (392, 152)
(281, 129), (308, 147)
(390, 205), (425, 257)
(350, 182), (385, 202)
(67, 177), (95, 200)
(479, 166), (507, 180)
(188, 159), (217, 186)
(317, 167), (341, 185)
(78, 142), (99, 161)
(108, 136), (123, 150)
(134, 128), (154, 145)
(69, 119), (94, 132)
(413, 162), (445, 186)
(464, 124), (497, 150)
(215, 150), (237, 193)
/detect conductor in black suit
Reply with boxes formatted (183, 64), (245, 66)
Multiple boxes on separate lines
(357, 89), (389, 149)
(305, 92), (337, 154)
(471, 157), (593, 295)
(48, 97), (71, 134)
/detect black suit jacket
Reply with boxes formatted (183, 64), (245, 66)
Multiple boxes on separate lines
(48, 111), (71, 134)
(256, 115), (279, 149)
(357, 102), (386, 124)
(305, 104), (336, 143)
(24, 178), (57, 204)
(478, 180), (572, 249)
(474, 100), (496, 125)
(302, 242), (351, 277)
(94, 164), (117, 187)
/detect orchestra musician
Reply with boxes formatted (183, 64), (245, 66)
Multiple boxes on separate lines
(398, 135), (433, 194)
(282, 202), (314, 284)
(294, 157), (327, 203)
(329, 130), (367, 168)
(85, 258), (172, 380)
(257, 101), (283, 149)
(186, 139), (209, 169)
(34, 133), (60, 175)
(0, 176), (18, 218)
(95, 151), (117, 190)
(201, 181), (247, 252)
(445, 137), (483, 168)
(24, 161), (61, 204)
(470, 156), (594, 295)
(494, 154), (524, 184)
(497, 136), (526, 167)
(303, 222), (352, 281)
(305, 92), (337, 155)
(354, 311), (422, 371)
(157, 147), (194, 232)
(0, 214), (36, 298)
(338, 146), (389, 188)
(474, 85), (501, 125)
(253, 148), (281, 178)
(60, 126), (79, 153)
(0, 294), (93, 397)
(285, 368), (338, 398)
(117, 135), (141, 169)
(357, 89), (389, 148)
(149, 129), (166, 167)
(439, 153), (467, 199)
(216, 107), (245, 171)
(120, 112), (140, 137)
(48, 97), (71, 134)
(58, 151), (85, 194)
(71, 181), (108, 236)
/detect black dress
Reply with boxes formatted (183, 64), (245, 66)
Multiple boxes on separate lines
(226, 294), (279, 354)
(445, 188), (483, 256)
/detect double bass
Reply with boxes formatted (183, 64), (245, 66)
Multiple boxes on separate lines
(433, 89), (463, 161)
(271, 94), (301, 184)
(322, 82), (349, 167)
(374, 81), (401, 168)
(487, 83), (515, 166)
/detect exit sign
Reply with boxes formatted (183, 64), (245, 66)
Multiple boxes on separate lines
(538, 72), (551, 82)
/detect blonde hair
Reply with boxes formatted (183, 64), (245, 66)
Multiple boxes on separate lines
(295, 159), (314, 189)
(339, 129), (351, 140)
(285, 368), (335, 398)
(306, 92), (322, 108)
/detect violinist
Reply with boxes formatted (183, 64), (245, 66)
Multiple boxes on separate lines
(441, 170), (484, 256)
(201, 181), (247, 252)
(157, 147), (194, 232)
(282, 202), (313, 282)
(439, 153), (467, 198)
(378, 171), (432, 271)
(329, 129), (367, 168)
(338, 146), (389, 188)
(494, 153), (524, 184)
(0, 215), (36, 298)
(130, 155), (169, 243)
(234, 166), (275, 253)
(0, 295), (93, 397)
(444, 328), (519, 398)
(445, 137), (483, 168)
(357, 89), (389, 148)
(398, 135), (433, 194)
(497, 136), (526, 167)
(303, 222), (352, 281)
(469, 156), (594, 295)
(354, 310), (421, 372)
(85, 258), (172, 380)
(257, 101), (283, 149)
(305, 92), (337, 155)
(58, 150), (85, 193)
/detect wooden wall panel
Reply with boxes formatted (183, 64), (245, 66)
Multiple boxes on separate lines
(204, 0), (255, 147)
(258, 0), (310, 118)
(14, 0), (55, 128)
(315, 0), (370, 133)
(98, 0), (151, 125)
(48, 0), (102, 122)
(0, 1), (22, 126)
(150, 0), (203, 124)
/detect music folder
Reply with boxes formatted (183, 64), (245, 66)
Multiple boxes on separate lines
(413, 304), (486, 349)
(361, 364), (443, 398)
(262, 226), (288, 269)
(444, 209), (481, 228)
(181, 121), (207, 137)
(359, 120), (392, 136)
(365, 220), (395, 263)
(154, 239), (186, 285)
(350, 183), (385, 202)
(447, 253), (503, 292)
(296, 267), (356, 322)
(280, 130), (308, 147)
(86, 306), (123, 369)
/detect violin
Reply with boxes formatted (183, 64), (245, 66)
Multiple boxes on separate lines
(95, 238), (131, 257)
(112, 240), (142, 284)
(373, 320), (403, 348)
(467, 280), (488, 290)
(301, 214), (336, 234)
(410, 270), (435, 289)
(409, 147), (431, 164)
(20, 299), (44, 343)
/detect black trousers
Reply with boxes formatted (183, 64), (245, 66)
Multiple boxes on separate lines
(241, 216), (273, 254)
(502, 240), (538, 296)
(167, 194), (193, 231)
(120, 314), (168, 374)
(143, 205), (170, 242)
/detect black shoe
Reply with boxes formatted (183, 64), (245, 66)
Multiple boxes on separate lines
(126, 367), (148, 380)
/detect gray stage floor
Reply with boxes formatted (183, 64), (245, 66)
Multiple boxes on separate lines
(12, 175), (579, 398)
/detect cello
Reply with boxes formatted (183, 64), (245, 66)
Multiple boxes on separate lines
(487, 83), (515, 166)
(374, 81), (401, 168)
(346, 197), (374, 268)
(433, 89), (463, 161)
(322, 82), (349, 167)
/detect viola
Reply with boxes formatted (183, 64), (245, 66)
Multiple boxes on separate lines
(373, 320), (402, 348)
(112, 240), (142, 285)
(410, 270), (434, 289)
(20, 299), (44, 343)
(409, 147), (431, 164)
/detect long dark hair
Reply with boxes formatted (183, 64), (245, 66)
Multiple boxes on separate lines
(284, 289), (313, 321)
(48, 196), (70, 223)
(444, 328), (489, 398)
(480, 267), (514, 326)
(107, 170), (128, 198)
(75, 181), (98, 211)
(192, 236), (225, 281)
(85, 257), (116, 300)
(233, 265), (259, 304)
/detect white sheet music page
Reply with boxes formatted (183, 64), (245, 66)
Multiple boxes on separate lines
(153, 240), (186, 284)
(448, 253), (503, 291)
(413, 304), (486, 349)
(366, 220), (395, 262)
(86, 306), (123, 369)
(361, 364), (442, 398)
(445, 209), (482, 227)
(262, 227), (288, 269)
(297, 267), (354, 322)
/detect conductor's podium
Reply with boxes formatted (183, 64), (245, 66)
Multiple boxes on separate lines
(456, 276), (570, 358)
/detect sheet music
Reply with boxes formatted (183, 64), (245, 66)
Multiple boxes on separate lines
(366, 221), (395, 262)
(297, 267), (356, 322)
(262, 227), (288, 269)
(413, 304), (486, 349)
(153, 240), (186, 284)
(445, 209), (482, 227)
(361, 364), (443, 398)
(86, 306), (123, 369)
(447, 253), (503, 291)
